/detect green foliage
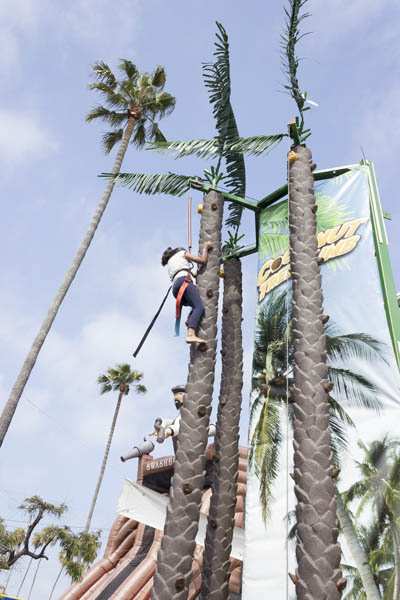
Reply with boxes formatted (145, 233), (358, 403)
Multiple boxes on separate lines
(86, 59), (175, 154)
(282, 0), (312, 142)
(150, 134), (284, 160)
(0, 496), (68, 570)
(106, 171), (197, 197)
(58, 529), (101, 582)
(342, 438), (400, 598)
(98, 363), (146, 396)
(250, 290), (386, 520)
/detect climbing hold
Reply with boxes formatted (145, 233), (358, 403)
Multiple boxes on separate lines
(219, 266), (225, 278)
(211, 202), (218, 211)
(317, 257), (325, 266)
(223, 306), (229, 314)
(206, 289), (213, 298)
(209, 519), (217, 529)
(311, 162), (317, 171)
(322, 380), (334, 393)
(197, 203), (204, 214)
(288, 150), (298, 164)
(336, 578), (347, 592)
(175, 578), (185, 592)
(289, 472), (295, 480)
(182, 483), (193, 495)
(331, 465), (341, 480)
(197, 405), (207, 417)
(289, 573), (299, 585)
(321, 314), (330, 324)
(311, 204), (318, 214)
(198, 342), (208, 352)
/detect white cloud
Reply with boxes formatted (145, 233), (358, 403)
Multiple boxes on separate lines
(0, 110), (57, 164)
(309, 0), (394, 47)
(61, 0), (143, 53)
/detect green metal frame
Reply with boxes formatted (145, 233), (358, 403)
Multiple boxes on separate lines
(202, 161), (400, 367)
(364, 160), (400, 368)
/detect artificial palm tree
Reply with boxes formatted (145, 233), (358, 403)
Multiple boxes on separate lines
(0, 60), (174, 448)
(84, 364), (146, 533)
(199, 24), (246, 600)
(281, 1), (344, 595)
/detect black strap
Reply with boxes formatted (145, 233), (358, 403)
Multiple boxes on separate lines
(133, 286), (172, 358)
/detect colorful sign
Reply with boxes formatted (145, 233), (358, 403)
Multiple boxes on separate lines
(243, 164), (400, 599)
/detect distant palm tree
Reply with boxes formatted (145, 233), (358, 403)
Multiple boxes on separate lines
(84, 364), (146, 532)
(250, 290), (386, 521)
(0, 60), (174, 448)
(344, 437), (400, 599)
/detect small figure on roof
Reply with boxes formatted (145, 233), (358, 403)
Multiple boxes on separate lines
(161, 243), (212, 344)
(153, 385), (215, 452)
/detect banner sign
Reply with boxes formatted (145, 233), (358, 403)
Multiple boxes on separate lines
(243, 165), (400, 599)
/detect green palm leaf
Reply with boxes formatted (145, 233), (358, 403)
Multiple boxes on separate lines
(118, 59), (138, 81)
(92, 61), (117, 88)
(86, 106), (127, 127)
(103, 171), (198, 197)
(102, 129), (124, 154)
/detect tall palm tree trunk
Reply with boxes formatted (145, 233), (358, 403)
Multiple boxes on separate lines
(85, 391), (124, 532)
(0, 117), (136, 448)
(336, 494), (381, 600)
(288, 145), (342, 599)
(151, 190), (224, 600)
(200, 257), (243, 600)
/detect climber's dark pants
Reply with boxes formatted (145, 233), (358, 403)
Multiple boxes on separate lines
(173, 276), (205, 330)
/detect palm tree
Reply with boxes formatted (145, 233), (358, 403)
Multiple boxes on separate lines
(337, 498), (382, 600)
(280, 1), (344, 595)
(344, 437), (400, 599)
(199, 24), (246, 600)
(85, 364), (146, 532)
(0, 60), (174, 448)
(251, 289), (386, 520)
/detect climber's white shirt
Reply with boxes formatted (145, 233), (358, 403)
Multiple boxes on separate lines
(167, 250), (193, 282)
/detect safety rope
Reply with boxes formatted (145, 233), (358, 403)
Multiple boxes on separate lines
(132, 285), (172, 358)
(27, 559), (41, 600)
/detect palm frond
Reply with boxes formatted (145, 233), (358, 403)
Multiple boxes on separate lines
(329, 367), (383, 412)
(326, 330), (388, 366)
(249, 396), (283, 522)
(151, 92), (176, 118)
(148, 122), (166, 143)
(224, 105), (246, 229)
(132, 121), (146, 148)
(118, 59), (138, 81)
(203, 21), (231, 143)
(86, 106), (127, 127)
(102, 129), (124, 154)
(88, 82), (129, 108)
(151, 66), (166, 88)
(149, 133), (285, 159)
(102, 171), (198, 197)
(281, 0), (311, 140)
(91, 61), (117, 89)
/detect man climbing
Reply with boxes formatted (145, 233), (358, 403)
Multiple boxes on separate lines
(161, 242), (212, 344)
(153, 385), (215, 452)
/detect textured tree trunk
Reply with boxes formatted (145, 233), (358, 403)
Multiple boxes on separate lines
(336, 494), (381, 600)
(288, 145), (342, 599)
(0, 117), (136, 448)
(200, 257), (243, 600)
(151, 190), (223, 600)
(85, 391), (124, 532)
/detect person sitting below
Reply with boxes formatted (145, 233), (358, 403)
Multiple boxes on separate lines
(161, 242), (212, 344)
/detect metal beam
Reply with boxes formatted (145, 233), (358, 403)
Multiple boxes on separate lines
(189, 179), (258, 211)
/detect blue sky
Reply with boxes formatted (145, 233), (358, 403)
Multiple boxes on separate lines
(1, 0), (399, 597)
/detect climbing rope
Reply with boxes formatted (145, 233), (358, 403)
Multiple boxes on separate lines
(187, 195), (192, 253)
(132, 285), (172, 357)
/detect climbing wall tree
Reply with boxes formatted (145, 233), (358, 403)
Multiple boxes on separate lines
(151, 189), (224, 600)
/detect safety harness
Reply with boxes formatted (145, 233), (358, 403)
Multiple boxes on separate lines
(174, 272), (192, 336)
